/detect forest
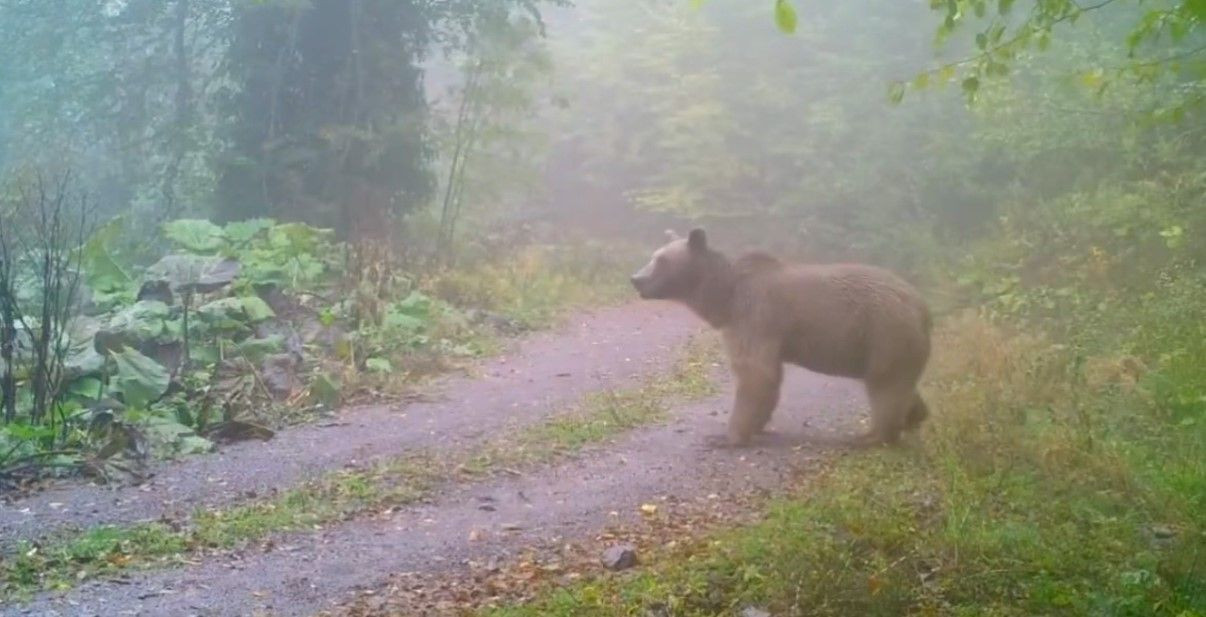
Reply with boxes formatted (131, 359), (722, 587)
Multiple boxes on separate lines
(0, 0), (1202, 615)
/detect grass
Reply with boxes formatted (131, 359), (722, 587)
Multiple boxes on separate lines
(461, 335), (719, 475)
(483, 312), (1206, 617)
(426, 241), (636, 330)
(0, 335), (720, 602)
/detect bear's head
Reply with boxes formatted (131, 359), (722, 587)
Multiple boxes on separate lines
(630, 228), (711, 300)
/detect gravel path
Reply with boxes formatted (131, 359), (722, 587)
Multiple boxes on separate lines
(4, 366), (863, 616)
(0, 302), (697, 550)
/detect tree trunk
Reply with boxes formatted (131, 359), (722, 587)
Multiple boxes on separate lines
(0, 266), (15, 424)
(162, 0), (194, 219)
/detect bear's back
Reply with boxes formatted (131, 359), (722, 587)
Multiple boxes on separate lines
(729, 257), (930, 379)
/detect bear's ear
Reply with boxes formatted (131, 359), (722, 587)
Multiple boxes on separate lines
(665, 229), (682, 241)
(687, 228), (707, 252)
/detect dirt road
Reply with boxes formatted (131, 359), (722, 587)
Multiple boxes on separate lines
(1, 301), (865, 617)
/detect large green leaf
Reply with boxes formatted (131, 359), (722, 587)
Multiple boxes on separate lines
(774, 0), (797, 34)
(81, 220), (133, 293)
(310, 372), (341, 409)
(195, 295), (277, 325)
(240, 295), (276, 322)
(163, 219), (226, 254)
(195, 297), (252, 331)
(111, 347), (170, 410)
(104, 301), (173, 344)
(236, 335), (284, 363)
(365, 357), (393, 373)
(222, 218), (276, 246)
(142, 415), (214, 455)
(267, 222), (334, 254)
(383, 309), (426, 332)
(146, 255), (241, 294)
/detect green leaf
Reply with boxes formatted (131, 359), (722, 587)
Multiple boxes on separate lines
(222, 218), (276, 245)
(81, 221), (133, 293)
(774, 0), (798, 34)
(177, 434), (216, 455)
(1159, 225), (1185, 249)
(1080, 69), (1105, 90)
(146, 255), (241, 294)
(196, 297), (251, 329)
(66, 377), (104, 401)
(310, 373), (341, 409)
(267, 222), (333, 254)
(384, 311), (425, 332)
(111, 347), (171, 410)
(240, 296), (276, 322)
(236, 336), (284, 363)
(888, 82), (906, 104)
(365, 357), (393, 373)
(102, 301), (174, 346)
(163, 219), (226, 254)
(142, 415), (213, 454)
(396, 291), (433, 316)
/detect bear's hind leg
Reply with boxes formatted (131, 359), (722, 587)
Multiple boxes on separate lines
(853, 378), (915, 447)
(904, 392), (929, 432)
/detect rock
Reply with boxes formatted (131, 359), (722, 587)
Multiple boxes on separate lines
(466, 309), (526, 335)
(261, 353), (301, 399)
(601, 544), (638, 571)
(204, 420), (275, 443)
(136, 280), (174, 304)
(643, 604), (671, 617)
(1151, 524), (1177, 540)
(740, 608), (772, 617)
(254, 320), (305, 360)
(299, 318), (347, 353)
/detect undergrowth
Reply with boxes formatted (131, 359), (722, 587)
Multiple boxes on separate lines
(425, 239), (635, 329)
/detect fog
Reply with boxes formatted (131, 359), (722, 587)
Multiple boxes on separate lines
(0, 2), (1202, 612)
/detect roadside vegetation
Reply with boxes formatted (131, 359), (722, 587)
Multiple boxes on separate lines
(0, 207), (630, 488)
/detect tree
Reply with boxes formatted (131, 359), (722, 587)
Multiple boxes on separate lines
(749, 0), (1204, 116)
(551, 0), (976, 265)
(214, 0), (435, 239)
(0, 1), (230, 222)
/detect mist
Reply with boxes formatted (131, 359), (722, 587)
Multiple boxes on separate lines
(0, 0), (1203, 614)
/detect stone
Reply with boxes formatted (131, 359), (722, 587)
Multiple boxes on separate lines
(601, 544), (638, 571)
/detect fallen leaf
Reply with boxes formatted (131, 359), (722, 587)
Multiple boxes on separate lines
(868, 573), (883, 595)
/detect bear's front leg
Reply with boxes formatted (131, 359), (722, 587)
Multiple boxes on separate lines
(705, 343), (783, 449)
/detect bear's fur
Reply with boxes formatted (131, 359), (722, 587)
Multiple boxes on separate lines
(631, 228), (932, 447)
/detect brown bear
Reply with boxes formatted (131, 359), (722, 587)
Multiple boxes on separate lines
(631, 228), (932, 448)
